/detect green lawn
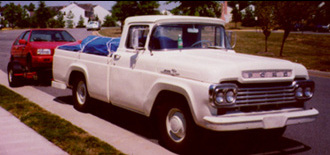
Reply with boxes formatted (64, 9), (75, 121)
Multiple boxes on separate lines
(234, 31), (330, 72)
(0, 85), (124, 155)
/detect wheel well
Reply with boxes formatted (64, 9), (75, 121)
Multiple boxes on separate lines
(150, 90), (190, 119)
(69, 71), (85, 87)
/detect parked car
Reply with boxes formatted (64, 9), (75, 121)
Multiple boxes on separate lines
(86, 21), (101, 31)
(315, 24), (330, 32)
(7, 29), (79, 87)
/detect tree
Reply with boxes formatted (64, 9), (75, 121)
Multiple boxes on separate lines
(137, 1), (160, 15)
(273, 1), (319, 56)
(169, 1), (221, 17)
(49, 12), (65, 28)
(112, 1), (140, 28)
(102, 15), (117, 27)
(112, 1), (160, 29)
(77, 15), (85, 28)
(24, 3), (35, 11)
(255, 1), (276, 53)
(35, 1), (53, 28)
(56, 12), (65, 28)
(231, 6), (241, 28)
(16, 8), (31, 28)
(228, 1), (250, 11)
(66, 11), (75, 28)
(95, 15), (99, 22)
(3, 3), (23, 28)
(241, 6), (256, 27)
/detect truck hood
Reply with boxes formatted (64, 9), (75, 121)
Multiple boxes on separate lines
(156, 49), (308, 84)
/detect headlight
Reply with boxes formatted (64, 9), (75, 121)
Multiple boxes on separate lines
(37, 49), (51, 55)
(226, 90), (236, 103)
(210, 84), (237, 107)
(294, 80), (314, 101)
(295, 87), (303, 98)
(304, 87), (313, 98)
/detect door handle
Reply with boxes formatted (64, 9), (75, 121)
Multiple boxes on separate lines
(113, 54), (121, 60)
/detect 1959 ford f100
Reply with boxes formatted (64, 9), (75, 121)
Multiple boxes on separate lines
(52, 15), (318, 153)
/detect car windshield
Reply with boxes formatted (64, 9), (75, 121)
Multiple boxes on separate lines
(89, 21), (98, 25)
(30, 30), (76, 42)
(150, 24), (231, 50)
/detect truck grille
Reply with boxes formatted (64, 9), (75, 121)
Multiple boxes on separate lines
(235, 84), (296, 107)
(216, 82), (304, 115)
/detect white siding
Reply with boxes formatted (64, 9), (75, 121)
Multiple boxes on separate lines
(93, 5), (111, 25)
(60, 3), (89, 28)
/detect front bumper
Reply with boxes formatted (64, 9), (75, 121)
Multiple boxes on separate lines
(203, 108), (318, 131)
(31, 55), (53, 68)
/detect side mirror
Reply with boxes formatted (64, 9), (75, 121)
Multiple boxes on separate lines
(130, 28), (148, 50)
(226, 31), (237, 48)
(19, 39), (27, 45)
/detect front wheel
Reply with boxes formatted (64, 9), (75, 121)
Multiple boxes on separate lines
(157, 101), (197, 153)
(72, 76), (90, 112)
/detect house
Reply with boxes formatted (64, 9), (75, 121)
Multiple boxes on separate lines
(50, 2), (111, 28)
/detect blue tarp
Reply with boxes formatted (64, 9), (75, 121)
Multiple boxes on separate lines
(58, 35), (120, 56)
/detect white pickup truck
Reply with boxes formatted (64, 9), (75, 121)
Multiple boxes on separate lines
(52, 15), (318, 153)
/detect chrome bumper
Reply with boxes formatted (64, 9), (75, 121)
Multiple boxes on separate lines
(203, 108), (319, 131)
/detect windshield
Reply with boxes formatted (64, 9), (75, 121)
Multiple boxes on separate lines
(150, 24), (231, 50)
(30, 30), (76, 42)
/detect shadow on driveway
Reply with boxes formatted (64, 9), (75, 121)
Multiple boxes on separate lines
(54, 96), (311, 155)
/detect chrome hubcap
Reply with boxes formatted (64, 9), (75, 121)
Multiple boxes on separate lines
(76, 81), (86, 105)
(8, 69), (13, 83)
(166, 108), (186, 142)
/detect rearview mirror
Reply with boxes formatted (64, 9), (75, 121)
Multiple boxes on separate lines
(226, 31), (236, 48)
(19, 39), (27, 44)
(130, 28), (149, 50)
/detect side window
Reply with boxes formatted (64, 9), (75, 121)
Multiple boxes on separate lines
(14, 31), (28, 45)
(126, 25), (149, 49)
(22, 31), (30, 42)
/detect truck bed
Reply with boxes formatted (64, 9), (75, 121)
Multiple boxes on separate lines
(58, 35), (120, 56)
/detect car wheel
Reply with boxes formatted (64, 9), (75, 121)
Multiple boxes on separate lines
(72, 76), (90, 112)
(8, 66), (19, 87)
(157, 101), (197, 153)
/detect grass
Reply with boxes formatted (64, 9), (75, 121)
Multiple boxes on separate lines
(99, 27), (122, 37)
(99, 26), (330, 72)
(234, 31), (330, 71)
(0, 85), (124, 155)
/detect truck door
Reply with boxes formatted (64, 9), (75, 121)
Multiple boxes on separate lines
(109, 25), (155, 113)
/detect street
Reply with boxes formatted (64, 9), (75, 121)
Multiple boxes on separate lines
(0, 28), (329, 154)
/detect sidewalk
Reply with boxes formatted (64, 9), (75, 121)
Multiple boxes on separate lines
(0, 107), (68, 155)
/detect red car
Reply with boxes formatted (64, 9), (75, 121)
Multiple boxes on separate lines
(8, 29), (79, 87)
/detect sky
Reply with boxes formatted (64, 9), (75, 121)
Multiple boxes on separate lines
(0, 1), (179, 11)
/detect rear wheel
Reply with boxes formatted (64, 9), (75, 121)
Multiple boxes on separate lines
(72, 76), (90, 112)
(157, 100), (197, 153)
(8, 66), (19, 87)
